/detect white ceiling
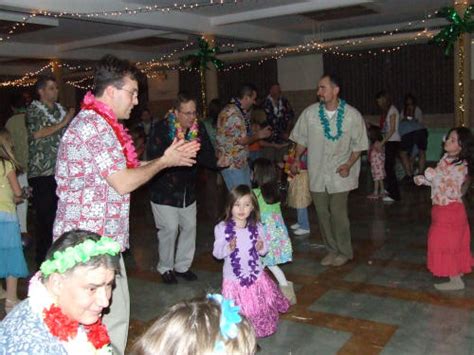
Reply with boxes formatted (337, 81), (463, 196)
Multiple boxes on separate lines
(0, 0), (452, 75)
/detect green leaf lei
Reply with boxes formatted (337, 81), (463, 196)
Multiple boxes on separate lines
(40, 237), (121, 276)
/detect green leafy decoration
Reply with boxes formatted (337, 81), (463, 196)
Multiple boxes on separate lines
(432, 5), (474, 55)
(180, 37), (224, 70)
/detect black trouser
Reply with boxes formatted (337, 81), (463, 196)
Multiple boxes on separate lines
(384, 141), (401, 201)
(29, 175), (58, 267)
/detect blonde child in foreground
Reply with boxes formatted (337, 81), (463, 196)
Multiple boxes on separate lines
(0, 128), (29, 313)
(414, 127), (474, 290)
(130, 294), (257, 354)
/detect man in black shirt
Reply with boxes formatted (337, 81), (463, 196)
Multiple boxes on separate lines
(148, 92), (216, 284)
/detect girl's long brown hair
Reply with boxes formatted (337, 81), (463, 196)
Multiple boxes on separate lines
(221, 185), (260, 225)
(445, 127), (474, 176)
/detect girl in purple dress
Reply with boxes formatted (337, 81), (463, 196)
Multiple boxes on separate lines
(213, 184), (290, 338)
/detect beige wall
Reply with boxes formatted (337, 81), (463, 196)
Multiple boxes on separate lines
(277, 54), (323, 118)
(277, 54), (323, 91)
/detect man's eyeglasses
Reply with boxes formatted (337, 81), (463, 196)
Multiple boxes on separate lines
(179, 111), (198, 118)
(118, 88), (139, 98)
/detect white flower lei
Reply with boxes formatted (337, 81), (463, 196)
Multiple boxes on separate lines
(28, 273), (113, 355)
(30, 100), (66, 124)
(268, 95), (284, 117)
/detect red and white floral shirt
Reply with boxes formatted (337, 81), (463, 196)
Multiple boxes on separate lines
(416, 154), (468, 206)
(53, 109), (130, 250)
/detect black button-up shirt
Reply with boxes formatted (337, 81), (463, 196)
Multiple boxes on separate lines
(147, 119), (217, 207)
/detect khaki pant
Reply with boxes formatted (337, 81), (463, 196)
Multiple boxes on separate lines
(311, 190), (352, 259)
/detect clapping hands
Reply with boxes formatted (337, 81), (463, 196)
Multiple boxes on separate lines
(163, 138), (201, 168)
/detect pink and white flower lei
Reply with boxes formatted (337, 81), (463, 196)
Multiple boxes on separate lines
(82, 91), (139, 168)
(28, 273), (113, 355)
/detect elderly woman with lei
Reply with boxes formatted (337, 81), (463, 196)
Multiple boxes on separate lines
(0, 229), (121, 354)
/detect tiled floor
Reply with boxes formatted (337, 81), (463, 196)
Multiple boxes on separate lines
(3, 165), (474, 355)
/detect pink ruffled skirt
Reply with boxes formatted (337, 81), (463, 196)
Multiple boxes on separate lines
(427, 202), (474, 277)
(222, 271), (290, 338)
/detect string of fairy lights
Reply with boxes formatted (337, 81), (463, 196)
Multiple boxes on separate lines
(0, 6), (445, 88)
(135, 9), (437, 74)
(0, 62), (54, 87)
(0, 0), (242, 42)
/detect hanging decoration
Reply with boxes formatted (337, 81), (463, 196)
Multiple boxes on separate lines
(180, 37), (224, 117)
(432, 5), (474, 55)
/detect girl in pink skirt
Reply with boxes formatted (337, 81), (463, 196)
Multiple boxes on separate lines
(414, 127), (474, 290)
(213, 184), (290, 337)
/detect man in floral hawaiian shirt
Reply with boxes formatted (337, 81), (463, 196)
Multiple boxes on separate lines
(26, 75), (74, 267)
(53, 55), (199, 355)
(216, 83), (271, 190)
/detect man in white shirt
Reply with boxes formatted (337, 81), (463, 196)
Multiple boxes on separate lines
(290, 74), (368, 267)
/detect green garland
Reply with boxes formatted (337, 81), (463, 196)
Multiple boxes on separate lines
(180, 38), (224, 70)
(40, 237), (121, 276)
(432, 5), (474, 55)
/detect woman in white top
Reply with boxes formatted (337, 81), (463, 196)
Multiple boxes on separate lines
(375, 91), (401, 202)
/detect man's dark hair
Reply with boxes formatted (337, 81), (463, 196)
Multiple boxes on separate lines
(269, 82), (280, 89)
(10, 93), (26, 110)
(404, 93), (417, 106)
(33, 75), (56, 99)
(238, 83), (257, 100)
(174, 91), (196, 111)
(375, 90), (388, 100)
(321, 73), (342, 89)
(93, 54), (140, 97)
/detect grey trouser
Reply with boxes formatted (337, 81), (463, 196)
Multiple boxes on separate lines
(151, 201), (197, 274)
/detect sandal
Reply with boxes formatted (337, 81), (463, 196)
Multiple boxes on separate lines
(5, 298), (20, 314)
